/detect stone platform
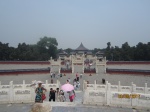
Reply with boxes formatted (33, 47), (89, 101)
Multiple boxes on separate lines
(0, 103), (148, 112)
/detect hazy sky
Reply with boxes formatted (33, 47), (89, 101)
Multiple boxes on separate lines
(0, 0), (150, 49)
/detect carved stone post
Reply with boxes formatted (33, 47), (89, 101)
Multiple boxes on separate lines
(83, 80), (87, 91)
(118, 81), (121, 92)
(94, 80), (97, 90)
(144, 83), (148, 94)
(9, 81), (14, 103)
(132, 84), (136, 93)
(0, 81), (1, 89)
(23, 80), (25, 89)
(106, 83), (111, 105)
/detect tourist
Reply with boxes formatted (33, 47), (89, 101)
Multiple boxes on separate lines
(56, 88), (60, 101)
(68, 78), (71, 83)
(76, 81), (80, 90)
(66, 80), (70, 84)
(68, 90), (75, 102)
(73, 80), (77, 90)
(59, 90), (66, 102)
(60, 73), (62, 78)
(56, 73), (59, 79)
(76, 73), (78, 79)
(53, 73), (55, 78)
(50, 72), (53, 78)
(102, 78), (105, 84)
(80, 73), (83, 78)
(76, 73), (79, 81)
(49, 88), (56, 102)
(35, 81), (47, 103)
(51, 79), (53, 84)
(73, 78), (77, 84)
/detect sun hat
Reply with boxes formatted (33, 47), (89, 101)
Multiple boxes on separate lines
(37, 81), (44, 84)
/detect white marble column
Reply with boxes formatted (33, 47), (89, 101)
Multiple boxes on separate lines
(0, 81), (1, 89)
(144, 83), (148, 94)
(23, 80), (26, 89)
(118, 81), (121, 92)
(9, 81), (14, 103)
(106, 83), (111, 105)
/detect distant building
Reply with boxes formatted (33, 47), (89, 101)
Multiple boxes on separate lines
(58, 42), (104, 58)
(51, 43), (106, 74)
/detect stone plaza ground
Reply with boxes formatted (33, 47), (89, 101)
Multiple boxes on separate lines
(0, 73), (150, 88)
(0, 73), (150, 112)
(0, 103), (149, 112)
(0, 63), (150, 112)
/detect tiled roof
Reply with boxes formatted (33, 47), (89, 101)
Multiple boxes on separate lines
(75, 43), (89, 51)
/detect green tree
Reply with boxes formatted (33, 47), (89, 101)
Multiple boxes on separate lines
(65, 48), (72, 54)
(105, 42), (111, 60)
(121, 42), (131, 61)
(37, 36), (58, 60)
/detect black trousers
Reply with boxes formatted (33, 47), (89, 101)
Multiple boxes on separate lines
(49, 97), (55, 102)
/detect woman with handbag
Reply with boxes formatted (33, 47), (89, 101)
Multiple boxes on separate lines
(35, 81), (47, 103)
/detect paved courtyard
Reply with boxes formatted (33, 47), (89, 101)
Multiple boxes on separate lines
(0, 64), (150, 112)
(0, 73), (150, 88)
(0, 103), (148, 112)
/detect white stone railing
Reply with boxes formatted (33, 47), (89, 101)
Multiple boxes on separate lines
(0, 80), (60, 104)
(85, 80), (150, 94)
(83, 81), (150, 108)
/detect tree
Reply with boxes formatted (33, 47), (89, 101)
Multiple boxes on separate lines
(65, 48), (72, 54)
(121, 42), (131, 61)
(105, 42), (111, 60)
(37, 36), (58, 60)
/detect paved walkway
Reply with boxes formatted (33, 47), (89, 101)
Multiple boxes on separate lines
(0, 103), (148, 112)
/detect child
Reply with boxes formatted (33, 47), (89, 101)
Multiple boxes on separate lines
(59, 90), (66, 102)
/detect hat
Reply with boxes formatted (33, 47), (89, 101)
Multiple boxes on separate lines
(37, 81), (44, 84)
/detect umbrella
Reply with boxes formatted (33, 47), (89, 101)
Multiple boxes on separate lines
(61, 83), (74, 92)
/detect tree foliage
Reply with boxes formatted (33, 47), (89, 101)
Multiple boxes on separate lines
(0, 38), (150, 61)
(0, 37), (58, 61)
(104, 42), (150, 61)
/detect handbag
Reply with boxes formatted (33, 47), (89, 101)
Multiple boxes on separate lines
(42, 94), (46, 100)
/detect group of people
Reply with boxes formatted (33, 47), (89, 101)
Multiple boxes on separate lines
(50, 72), (63, 79)
(49, 88), (66, 102)
(73, 78), (80, 90)
(35, 72), (84, 103)
(35, 83), (66, 103)
(35, 81), (75, 103)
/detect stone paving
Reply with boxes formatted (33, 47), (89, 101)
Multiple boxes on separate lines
(0, 103), (149, 112)
(0, 73), (150, 88)
(0, 65), (150, 112)
(0, 90), (149, 112)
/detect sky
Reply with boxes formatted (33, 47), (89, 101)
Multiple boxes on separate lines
(0, 0), (150, 49)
